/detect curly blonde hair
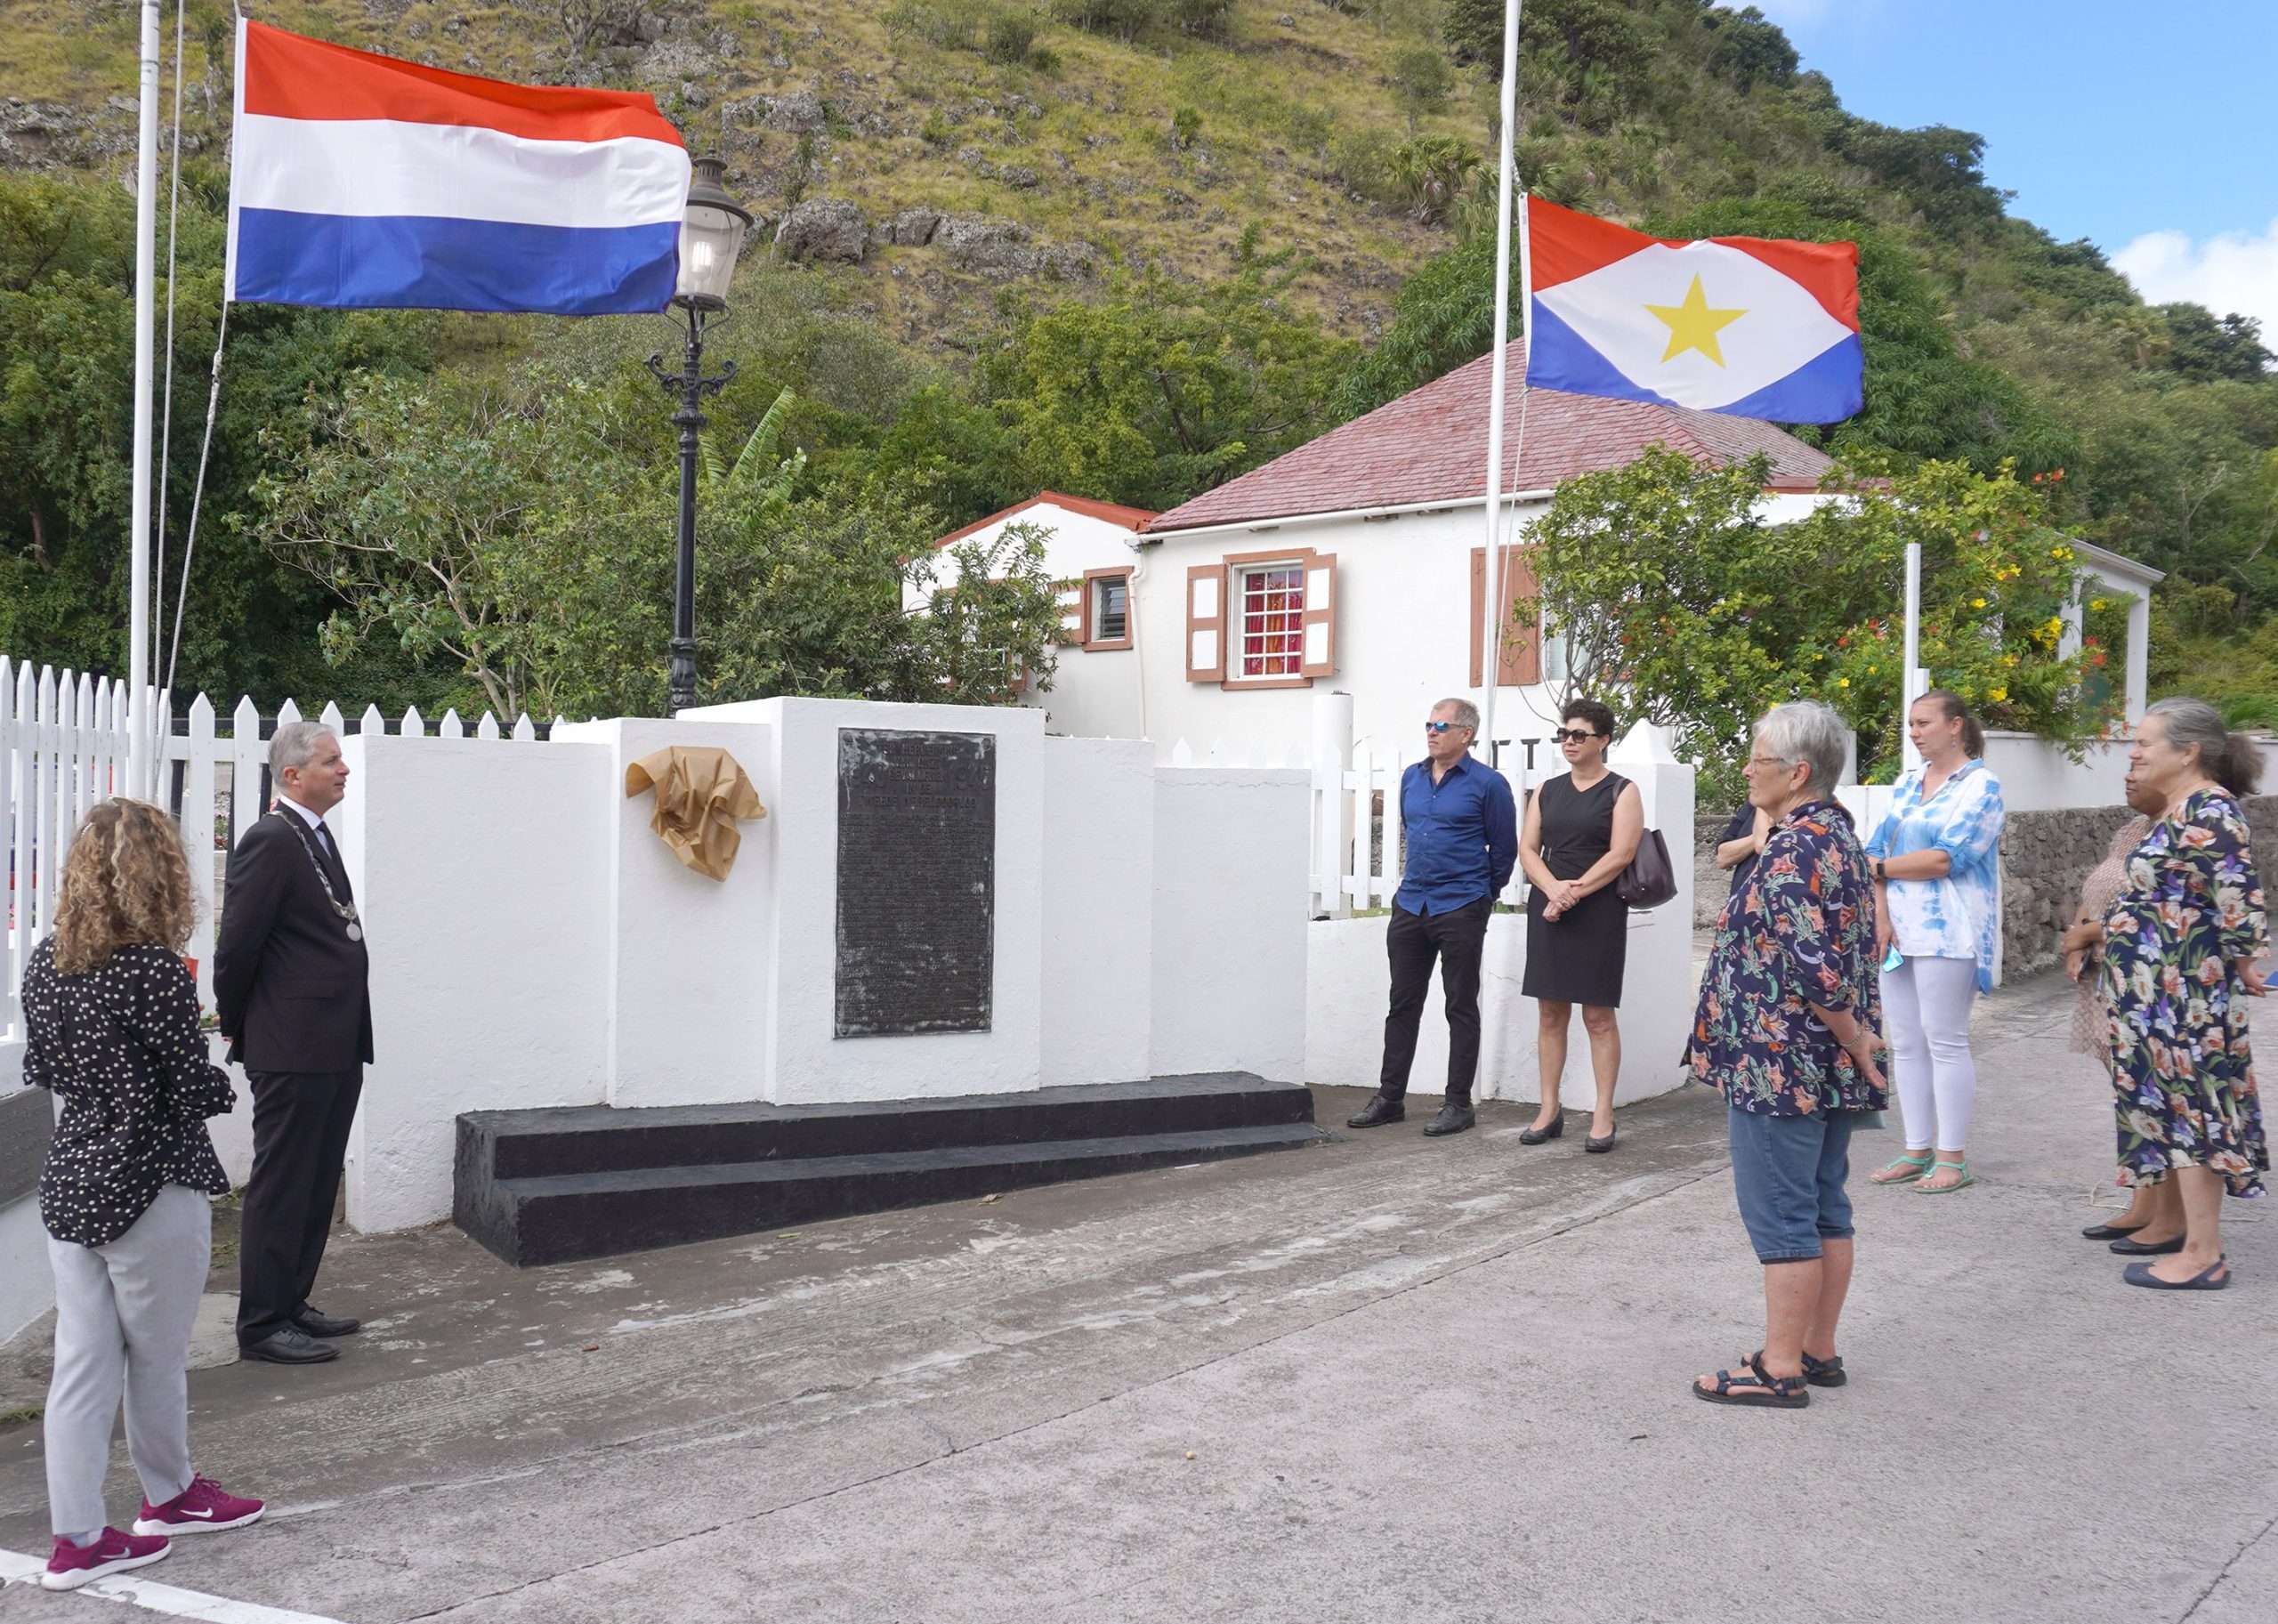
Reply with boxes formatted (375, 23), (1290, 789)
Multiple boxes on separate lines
(52, 799), (198, 975)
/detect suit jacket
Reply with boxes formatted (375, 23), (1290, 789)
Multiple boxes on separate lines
(214, 810), (374, 1073)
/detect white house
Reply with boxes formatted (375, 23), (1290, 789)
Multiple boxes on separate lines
(946, 343), (1838, 765)
(935, 342), (2162, 772)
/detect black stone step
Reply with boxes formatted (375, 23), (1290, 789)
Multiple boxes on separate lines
(461, 1120), (1329, 1267)
(458, 1072), (1315, 1180)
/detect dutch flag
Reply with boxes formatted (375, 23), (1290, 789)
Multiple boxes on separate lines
(225, 19), (692, 316)
(1525, 198), (1863, 424)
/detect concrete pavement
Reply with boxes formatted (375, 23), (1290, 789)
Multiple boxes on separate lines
(2, 966), (2272, 1623)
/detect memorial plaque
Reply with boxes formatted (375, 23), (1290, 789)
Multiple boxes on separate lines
(835, 728), (997, 1037)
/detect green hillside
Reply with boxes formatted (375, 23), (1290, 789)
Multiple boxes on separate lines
(3, 0), (2274, 720)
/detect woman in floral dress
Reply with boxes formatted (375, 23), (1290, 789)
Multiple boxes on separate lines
(2099, 699), (2270, 1290)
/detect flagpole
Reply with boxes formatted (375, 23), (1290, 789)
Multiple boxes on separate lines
(127, 0), (163, 796)
(1475, 0), (1523, 763)
(1472, 0), (1523, 1113)
(1901, 536), (1923, 772)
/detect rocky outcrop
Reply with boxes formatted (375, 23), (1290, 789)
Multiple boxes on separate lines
(932, 213), (1096, 279)
(774, 198), (869, 263)
(878, 206), (942, 246)
(760, 88), (828, 133)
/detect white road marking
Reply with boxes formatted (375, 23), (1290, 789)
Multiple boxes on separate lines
(0, 1548), (346, 1622)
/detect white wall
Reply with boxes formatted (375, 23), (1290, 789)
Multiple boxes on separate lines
(339, 731), (614, 1232)
(1149, 766), (1309, 1081)
(683, 698), (1048, 1104)
(1041, 737), (1155, 1087)
(1980, 731), (2132, 813)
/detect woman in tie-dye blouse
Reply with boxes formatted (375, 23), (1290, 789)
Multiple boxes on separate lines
(2096, 698), (2269, 1292)
(1862, 692), (2007, 1195)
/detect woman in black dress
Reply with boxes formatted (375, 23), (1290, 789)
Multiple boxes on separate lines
(1519, 699), (1644, 1152)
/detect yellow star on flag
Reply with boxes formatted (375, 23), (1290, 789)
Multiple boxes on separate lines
(1644, 274), (1747, 367)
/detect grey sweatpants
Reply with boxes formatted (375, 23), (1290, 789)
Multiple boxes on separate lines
(44, 1184), (211, 1543)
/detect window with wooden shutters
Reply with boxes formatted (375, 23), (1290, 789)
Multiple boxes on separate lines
(1469, 544), (1542, 686)
(1184, 563), (1225, 681)
(1079, 567), (1134, 651)
(1197, 548), (1339, 687)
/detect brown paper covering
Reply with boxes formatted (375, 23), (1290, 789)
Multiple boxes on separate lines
(623, 746), (767, 881)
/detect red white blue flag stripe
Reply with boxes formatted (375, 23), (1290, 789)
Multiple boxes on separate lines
(225, 20), (691, 315)
(1525, 198), (1862, 424)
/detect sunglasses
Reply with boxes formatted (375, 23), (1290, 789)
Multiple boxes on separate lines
(1424, 720), (1470, 735)
(1554, 728), (1603, 745)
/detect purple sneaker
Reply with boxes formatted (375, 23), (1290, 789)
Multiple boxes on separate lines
(133, 1474), (266, 1537)
(41, 1527), (171, 1590)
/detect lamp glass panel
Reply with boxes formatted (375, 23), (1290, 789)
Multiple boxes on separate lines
(675, 205), (747, 302)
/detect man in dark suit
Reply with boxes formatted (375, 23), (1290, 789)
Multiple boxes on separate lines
(215, 722), (374, 1366)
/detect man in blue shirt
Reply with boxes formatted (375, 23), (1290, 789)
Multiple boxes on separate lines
(1349, 698), (1519, 1137)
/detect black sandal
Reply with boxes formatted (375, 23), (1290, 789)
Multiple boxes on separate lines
(1745, 1348), (1846, 1387)
(1693, 1353), (1810, 1409)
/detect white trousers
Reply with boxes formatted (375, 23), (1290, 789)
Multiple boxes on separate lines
(1880, 954), (1981, 1153)
(44, 1184), (210, 1543)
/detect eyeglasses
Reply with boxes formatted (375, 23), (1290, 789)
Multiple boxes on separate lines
(1425, 720), (1469, 735)
(1554, 729), (1602, 745)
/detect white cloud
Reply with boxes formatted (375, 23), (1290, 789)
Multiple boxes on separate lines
(2112, 217), (2278, 343)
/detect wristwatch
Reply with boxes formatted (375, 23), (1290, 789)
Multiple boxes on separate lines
(1870, 856), (1886, 881)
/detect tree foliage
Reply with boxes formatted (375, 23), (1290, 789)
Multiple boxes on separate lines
(1522, 449), (2112, 794)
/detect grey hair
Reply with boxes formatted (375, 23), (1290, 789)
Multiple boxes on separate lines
(269, 720), (337, 780)
(1754, 701), (1849, 797)
(1434, 698), (1481, 733)
(2148, 696), (2265, 795)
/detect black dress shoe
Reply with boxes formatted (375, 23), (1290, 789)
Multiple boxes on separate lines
(2110, 1233), (2186, 1256)
(1518, 1110), (1564, 1145)
(2080, 1222), (2146, 1241)
(1423, 1102), (1476, 1137)
(1346, 1095), (1406, 1128)
(292, 1306), (361, 1338)
(1584, 1124), (1618, 1154)
(240, 1326), (341, 1365)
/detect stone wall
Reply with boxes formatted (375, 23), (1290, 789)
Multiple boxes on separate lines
(1695, 796), (2278, 977)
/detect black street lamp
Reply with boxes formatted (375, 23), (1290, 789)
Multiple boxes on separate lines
(647, 156), (752, 715)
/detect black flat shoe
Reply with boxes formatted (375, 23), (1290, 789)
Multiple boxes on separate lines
(1345, 1095), (1406, 1129)
(292, 1306), (361, 1338)
(2080, 1222), (2146, 1241)
(240, 1326), (340, 1366)
(1518, 1110), (1564, 1145)
(1585, 1125), (1617, 1154)
(1423, 1103), (1476, 1137)
(2110, 1234), (2186, 1256)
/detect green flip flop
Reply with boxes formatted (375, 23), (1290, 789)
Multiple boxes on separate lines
(1912, 1158), (1974, 1192)
(1870, 1151), (1934, 1185)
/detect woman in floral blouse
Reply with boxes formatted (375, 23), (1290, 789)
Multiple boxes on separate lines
(2095, 699), (2269, 1291)
(1686, 702), (1888, 1409)
(24, 800), (263, 1590)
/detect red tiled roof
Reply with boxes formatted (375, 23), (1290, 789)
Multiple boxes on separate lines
(1145, 343), (1838, 535)
(933, 490), (1160, 549)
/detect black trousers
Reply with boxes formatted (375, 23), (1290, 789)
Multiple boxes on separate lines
(236, 1067), (363, 1345)
(1379, 898), (1491, 1103)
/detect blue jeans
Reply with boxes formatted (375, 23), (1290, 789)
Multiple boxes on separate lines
(1728, 1106), (1857, 1264)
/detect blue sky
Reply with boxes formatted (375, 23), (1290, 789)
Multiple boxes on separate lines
(1749, 0), (2278, 334)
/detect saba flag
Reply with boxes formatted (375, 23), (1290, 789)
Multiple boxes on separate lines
(1526, 198), (1862, 423)
(225, 19), (691, 316)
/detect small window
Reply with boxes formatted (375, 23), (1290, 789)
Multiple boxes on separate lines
(1081, 566), (1134, 650)
(1235, 563), (1306, 679)
(1094, 576), (1127, 642)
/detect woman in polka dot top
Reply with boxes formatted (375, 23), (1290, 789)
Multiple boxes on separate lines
(22, 799), (264, 1589)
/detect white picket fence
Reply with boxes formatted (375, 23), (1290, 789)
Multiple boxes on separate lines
(1, 654), (549, 1045)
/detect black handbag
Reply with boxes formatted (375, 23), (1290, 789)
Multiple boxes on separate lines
(1615, 827), (1679, 909)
